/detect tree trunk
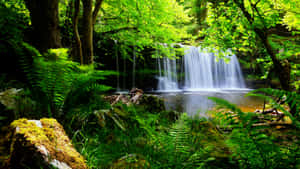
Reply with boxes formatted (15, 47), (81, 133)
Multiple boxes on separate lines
(72, 0), (83, 64)
(61, 0), (74, 46)
(24, 0), (61, 52)
(82, 0), (94, 64)
(71, 0), (103, 65)
(253, 29), (292, 91)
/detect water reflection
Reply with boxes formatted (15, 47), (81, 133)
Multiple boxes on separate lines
(161, 91), (263, 117)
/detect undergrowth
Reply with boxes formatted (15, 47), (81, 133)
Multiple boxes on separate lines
(71, 95), (300, 169)
(1, 42), (299, 168)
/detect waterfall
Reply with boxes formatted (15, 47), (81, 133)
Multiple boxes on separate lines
(184, 47), (214, 89)
(156, 46), (246, 91)
(132, 47), (136, 88)
(156, 57), (179, 91)
(184, 46), (246, 90)
(114, 40), (120, 91)
(123, 55), (126, 90)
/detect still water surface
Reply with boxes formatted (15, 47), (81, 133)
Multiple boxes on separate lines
(159, 90), (264, 117)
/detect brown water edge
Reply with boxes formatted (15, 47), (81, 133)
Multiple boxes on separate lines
(160, 91), (266, 116)
(230, 95), (265, 113)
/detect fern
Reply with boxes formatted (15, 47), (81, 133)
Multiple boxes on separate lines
(19, 45), (113, 118)
(209, 96), (299, 169)
(168, 114), (191, 166)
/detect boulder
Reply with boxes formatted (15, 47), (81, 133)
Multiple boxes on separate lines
(0, 88), (23, 110)
(1, 118), (87, 169)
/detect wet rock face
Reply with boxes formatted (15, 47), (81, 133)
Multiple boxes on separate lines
(2, 118), (87, 169)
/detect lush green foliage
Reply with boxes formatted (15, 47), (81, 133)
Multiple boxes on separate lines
(97, 0), (191, 48)
(1, 0), (300, 169)
(197, 0), (300, 89)
(18, 45), (114, 119)
(210, 97), (300, 169)
(200, 0), (300, 51)
(0, 0), (29, 51)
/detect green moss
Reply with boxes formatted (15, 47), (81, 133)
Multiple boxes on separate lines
(10, 118), (87, 169)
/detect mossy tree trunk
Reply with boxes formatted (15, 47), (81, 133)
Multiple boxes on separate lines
(24, 0), (62, 52)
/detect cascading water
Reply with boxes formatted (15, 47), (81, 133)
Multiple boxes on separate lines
(123, 56), (126, 90)
(156, 57), (179, 91)
(184, 47), (214, 89)
(184, 46), (246, 90)
(156, 46), (246, 91)
(114, 40), (121, 91)
(156, 46), (249, 117)
(132, 47), (136, 88)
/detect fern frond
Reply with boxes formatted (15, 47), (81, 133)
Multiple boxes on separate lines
(169, 114), (190, 159)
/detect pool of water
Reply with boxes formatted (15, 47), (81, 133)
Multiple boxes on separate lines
(158, 89), (264, 117)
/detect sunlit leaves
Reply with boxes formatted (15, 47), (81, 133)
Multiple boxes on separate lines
(202, 1), (257, 55)
(271, 0), (300, 30)
(95, 0), (191, 54)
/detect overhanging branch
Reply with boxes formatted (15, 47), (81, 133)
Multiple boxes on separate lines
(267, 24), (300, 38)
(100, 27), (138, 35)
(233, 0), (254, 24)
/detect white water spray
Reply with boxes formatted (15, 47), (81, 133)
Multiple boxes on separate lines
(184, 46), (246, 90)
(156, 57), (179, 91)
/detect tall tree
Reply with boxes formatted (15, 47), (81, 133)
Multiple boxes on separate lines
(232, 0), (298, 91)
(24, 0), (61, 52)
(73, 0), (83, 64)
(72, 0), (104, 65)
(200, 0), (300, 114)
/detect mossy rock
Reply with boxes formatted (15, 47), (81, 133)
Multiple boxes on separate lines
(2, 118), (87, 169)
